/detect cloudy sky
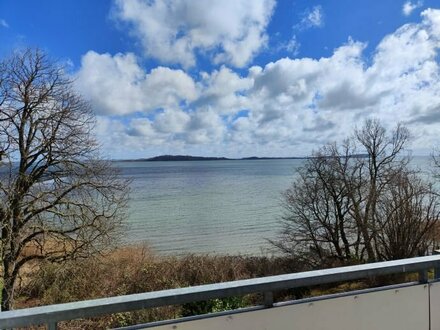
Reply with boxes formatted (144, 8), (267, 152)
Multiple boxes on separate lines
(1, 0), (440, 159)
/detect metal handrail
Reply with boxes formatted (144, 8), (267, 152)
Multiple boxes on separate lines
(1, 255), (440, 329)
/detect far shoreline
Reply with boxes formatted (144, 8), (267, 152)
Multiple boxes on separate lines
(117, 156), (309, 162)
(112, 154), (372, 162)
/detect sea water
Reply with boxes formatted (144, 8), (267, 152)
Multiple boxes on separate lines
(115, 156), (433, 255)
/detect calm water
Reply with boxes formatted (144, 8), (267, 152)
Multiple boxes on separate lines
(115, 157), (433, 255)
(116, 159), (304, 255)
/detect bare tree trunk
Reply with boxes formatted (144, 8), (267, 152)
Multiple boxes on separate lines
(1, 261), (15, 311)
(2, 281), (13, 311)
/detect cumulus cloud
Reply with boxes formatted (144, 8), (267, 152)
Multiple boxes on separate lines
(113, 0), (276, 68)
(403, 1), (423, 16)
(194, 66), (253, 114)
(185, 109), (225, 144)
(154, 109), (191, 134)
(76, 51), (197, 115)
(241, 9), (440, 152)
(127, 118), (156, 137)
(83, 8), (440, 158)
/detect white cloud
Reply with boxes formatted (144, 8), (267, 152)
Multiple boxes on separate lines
(113, 0), (276, 68)
(154, 109), (191, 134)
(127, 118), (156, 138)
(195, 66), (253, 114)
(242, 9), (440, 152)
(190, 110), (227, 144)
(276, 35), (300, 55)
(0, 19), (9, 28)
(242, 8), (440, 154)
(76, 51), (197, 115)
(85, 8), (440, 158)
(297, 5), (324, 30)
(403, 1), (423, 16)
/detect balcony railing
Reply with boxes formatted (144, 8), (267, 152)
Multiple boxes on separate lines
(1, 255), (440, 329)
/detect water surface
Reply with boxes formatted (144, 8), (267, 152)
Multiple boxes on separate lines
(116, 159), (304, 255)
(116, 156), (433, 255)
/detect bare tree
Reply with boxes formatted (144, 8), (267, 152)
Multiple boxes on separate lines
(0, 49), (129, 310)
(273, 148), (356, 268)
(375, 171), (439, 260)
(274, 119), (439, 267)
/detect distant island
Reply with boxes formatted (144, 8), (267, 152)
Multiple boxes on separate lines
(126, 155), (307, 162)
(116, 154), (371, 162)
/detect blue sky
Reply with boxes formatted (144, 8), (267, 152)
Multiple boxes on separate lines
(1, 0), (440, 158)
